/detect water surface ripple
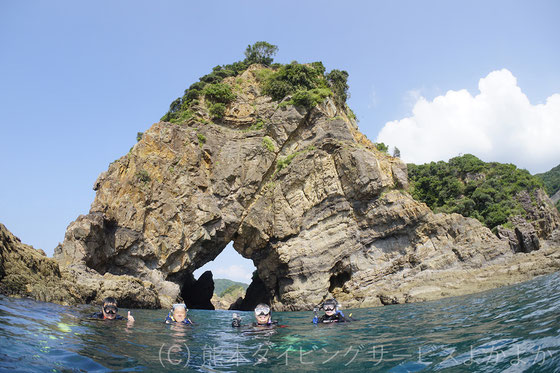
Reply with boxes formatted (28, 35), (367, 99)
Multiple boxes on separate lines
(1, 272), (559, 372)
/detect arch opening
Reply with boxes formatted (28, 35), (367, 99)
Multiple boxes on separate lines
(186, 242), (255, 310)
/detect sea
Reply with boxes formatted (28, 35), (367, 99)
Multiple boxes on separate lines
(1, 271), (559, 372)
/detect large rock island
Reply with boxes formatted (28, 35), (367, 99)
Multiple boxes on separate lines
(3, 58), (560, 310)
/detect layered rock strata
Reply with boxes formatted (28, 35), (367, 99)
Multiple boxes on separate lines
(45, 65), (560, 310)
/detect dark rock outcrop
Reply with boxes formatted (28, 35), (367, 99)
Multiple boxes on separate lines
(229, 272), (270, 311)
(181, 270), (215, 310)
(0, 223), (160, 308)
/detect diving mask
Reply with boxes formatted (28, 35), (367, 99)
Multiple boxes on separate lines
(103, 305), (118, 314)
(254, 304), (270, 316)
(172, 303), (188, 312)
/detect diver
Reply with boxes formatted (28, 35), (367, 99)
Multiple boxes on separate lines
(231, 303), (279, 328)
(90, 297), (135, 323)
(312, 298), (351, 324)
(165, 303), (193, 325)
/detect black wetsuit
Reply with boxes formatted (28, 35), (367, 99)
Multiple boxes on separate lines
(252, 321), (278, 327)
(90, 312), (126, 320)
(232, 320), (279, 328)
(317, 312), (347, 323)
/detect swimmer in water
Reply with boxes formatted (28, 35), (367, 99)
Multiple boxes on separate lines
(165, 304), (193, 325)
(90, 297), (135, 323)
(312, 299), (351, 324)
(231, 303), (279, 328)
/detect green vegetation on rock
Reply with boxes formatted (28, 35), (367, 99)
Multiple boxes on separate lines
(375, 142), (389, 153)
(326, 69), (350, 108)
(262, 136), (275, 152)
(536, 164), (560, 196)
(407, 154), (544, 230)
(160, 42), (278, 124)
(213, 279), (249, 296)
(276, 146), (316, 172)
(220, 284), (245, 297)
(203, 83), (236, 104)
(258, 60), (350, 111)
(276, 151), (301, 171)
(160, 42), (354, 125)
(262, 62), (328, 101)
(248, 118), (265, 131)
(197, 133), (206, 147)
(282, 88), (333, 109)
(208, 102), (226, 119)
(536, 164), (560, 212)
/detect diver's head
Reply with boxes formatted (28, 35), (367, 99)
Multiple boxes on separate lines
(102, 297), (118, 320)
(254, 303), (271, 325)
(172, 304), (187, 322)
(323, 299), (337, 316)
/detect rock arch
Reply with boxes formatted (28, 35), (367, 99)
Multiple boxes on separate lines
(54, 68), (517, 310)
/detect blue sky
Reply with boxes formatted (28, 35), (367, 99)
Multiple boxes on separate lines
(1, 1), (559, 283)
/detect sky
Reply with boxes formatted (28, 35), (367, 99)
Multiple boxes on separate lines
(1, 1), (559, 283)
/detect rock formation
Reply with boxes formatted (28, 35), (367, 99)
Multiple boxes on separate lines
(23, 64), (559, 310)
(496, 189), (560, 253)
(0, 223), (160, 308)
(181, 270), (215, 310)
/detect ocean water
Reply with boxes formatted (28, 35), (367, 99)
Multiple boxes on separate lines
(1, 272), (559, 372)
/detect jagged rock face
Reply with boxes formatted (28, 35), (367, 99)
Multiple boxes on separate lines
(496, 189), (560, 252)
(1, 222), (72, 303)
(515, 189), (560, 238)
(1, 223), (160, 308)
(54, 66), (560, 310)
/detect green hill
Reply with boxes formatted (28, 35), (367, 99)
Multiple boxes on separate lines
(535, 164), (560, 202)
(407, 154), (545, 230)
(213, 279), (249, 297)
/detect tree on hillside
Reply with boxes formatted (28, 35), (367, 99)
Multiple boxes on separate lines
(244, 41), (279, 66)
(326, 69), (349, 107)
(376, 142), (389, 153)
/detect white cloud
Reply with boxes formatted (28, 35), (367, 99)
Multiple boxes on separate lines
(212, 265), (252, 283)
(377, 69), (560, 173)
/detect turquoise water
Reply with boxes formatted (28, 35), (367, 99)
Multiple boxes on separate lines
(1, 272), (560, 372)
